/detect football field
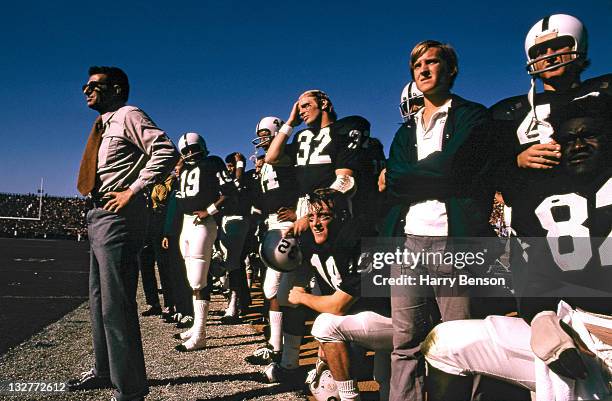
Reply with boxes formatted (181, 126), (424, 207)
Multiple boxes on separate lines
(0, 238), (89, 355)
(0, 238), (379, 400)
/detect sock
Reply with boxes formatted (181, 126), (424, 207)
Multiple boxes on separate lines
(181, 300), (208, 350)
(336, 379), (361, 401)
(225, 290), (237, 316)
(280, 333), (302, 370)
(180, 296), (197, 339)
(269, 311), (283, 352)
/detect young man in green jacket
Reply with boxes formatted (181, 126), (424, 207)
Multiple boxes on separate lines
(379, 40), (493, 401)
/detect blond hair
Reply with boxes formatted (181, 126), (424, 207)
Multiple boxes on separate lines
(410, 40), (459, 88)
(300, 89), (337, 121)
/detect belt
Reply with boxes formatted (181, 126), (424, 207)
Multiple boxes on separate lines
(86, 194), (110, 209)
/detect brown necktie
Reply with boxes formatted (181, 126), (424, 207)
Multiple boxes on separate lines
(77, 116), (104, 196)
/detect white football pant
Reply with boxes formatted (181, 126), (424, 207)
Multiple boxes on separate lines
(312, 311), (394, 400)
(424, 303), (611, 400)
(179, 214), (217, 290)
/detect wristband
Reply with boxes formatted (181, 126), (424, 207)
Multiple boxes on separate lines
(279, 124), (294, 137)
(236, 161), (245, 169)
(206, 204), (219, 216)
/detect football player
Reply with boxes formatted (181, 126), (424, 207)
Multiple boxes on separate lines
(172, 132), (236, 352)
(399, 81), (425, 124)
(263, 90), (370, 382)
(422, 94), (612, 401)
(214, 151), (254, 323)
(378, 81), (423, 193)
(245, 116), (299, 366)
(265, 90), (369, 234)
(287, 189), (393, 401)
(490, 14), (611, 183)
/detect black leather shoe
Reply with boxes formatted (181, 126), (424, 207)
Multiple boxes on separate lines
(160, 306), (174, 320)
(67, 368), (112, 391)
(220, 314), (241, 325)
(141, 305), (162, 316)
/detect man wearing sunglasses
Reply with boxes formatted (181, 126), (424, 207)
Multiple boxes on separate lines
(70, 66), (177, 401)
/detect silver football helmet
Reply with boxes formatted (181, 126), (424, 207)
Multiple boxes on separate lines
(525, 14), (588, 75)
(252, 116), (284, 148)
(259, 229), (302, 273)
(399, 81), (424, 122)
(178, 132), (209, 164)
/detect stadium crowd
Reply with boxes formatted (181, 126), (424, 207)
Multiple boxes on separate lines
(35, 12), (612, 401)
(0, 193), (87, 239)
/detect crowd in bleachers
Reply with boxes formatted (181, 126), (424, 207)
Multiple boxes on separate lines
(0, 193), (88, 240)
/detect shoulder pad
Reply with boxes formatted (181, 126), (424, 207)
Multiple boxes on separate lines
(368, 137), (383, 148)
(333, 115), (370, 135)
(294, 127), (314, 137)
(578, 74), (612, 96)
(205, 155), (225, 168)
(489, 95), (529, 121)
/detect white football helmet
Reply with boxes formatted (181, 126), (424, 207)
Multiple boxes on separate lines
(178, 132), (209, 164)
(259, 229), (302, 273)
(306, 359), (340, 401)
(252, 116), (284, 148)
(399, 81), (424, 122)
(525, 14), (588, 75)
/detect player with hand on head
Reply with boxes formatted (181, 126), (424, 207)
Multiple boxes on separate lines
(262, 91), (370, 384)
(265, 90), (369, 235)
(172, 132), (236, 352)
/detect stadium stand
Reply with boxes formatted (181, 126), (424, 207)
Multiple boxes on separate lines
(0, 193), (88, 240)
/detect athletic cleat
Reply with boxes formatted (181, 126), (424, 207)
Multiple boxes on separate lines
(175, 315), (194, 329)
(262, 362), (301, 384)
(245, 344), (281, 365)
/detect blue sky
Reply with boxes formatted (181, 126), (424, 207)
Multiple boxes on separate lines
(1, 0), (610, 196)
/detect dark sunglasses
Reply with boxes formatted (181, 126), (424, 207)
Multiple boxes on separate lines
(82, 81), (109, 93)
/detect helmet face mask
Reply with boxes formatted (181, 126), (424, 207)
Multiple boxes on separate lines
(251, 129), (273, 149)
(399, 81), (424, 122)
(252, 116), (283, 151)
(178, 132), (209, 165)
(525, 14), (587, 76)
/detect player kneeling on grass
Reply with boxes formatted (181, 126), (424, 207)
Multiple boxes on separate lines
(287, 189), (393, 401)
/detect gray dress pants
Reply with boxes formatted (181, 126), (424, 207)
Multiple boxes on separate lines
(87, 198), (148, 401)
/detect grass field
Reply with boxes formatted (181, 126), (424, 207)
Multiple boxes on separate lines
(0, 238), (90, 355)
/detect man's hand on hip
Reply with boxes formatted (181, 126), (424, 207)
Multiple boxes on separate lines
(103, 189), (135, 213)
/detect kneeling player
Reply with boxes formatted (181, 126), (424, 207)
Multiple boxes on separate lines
(288, 189), (393, 401)
(173, 132), (235, 352)
(422, 96), (612, 400)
